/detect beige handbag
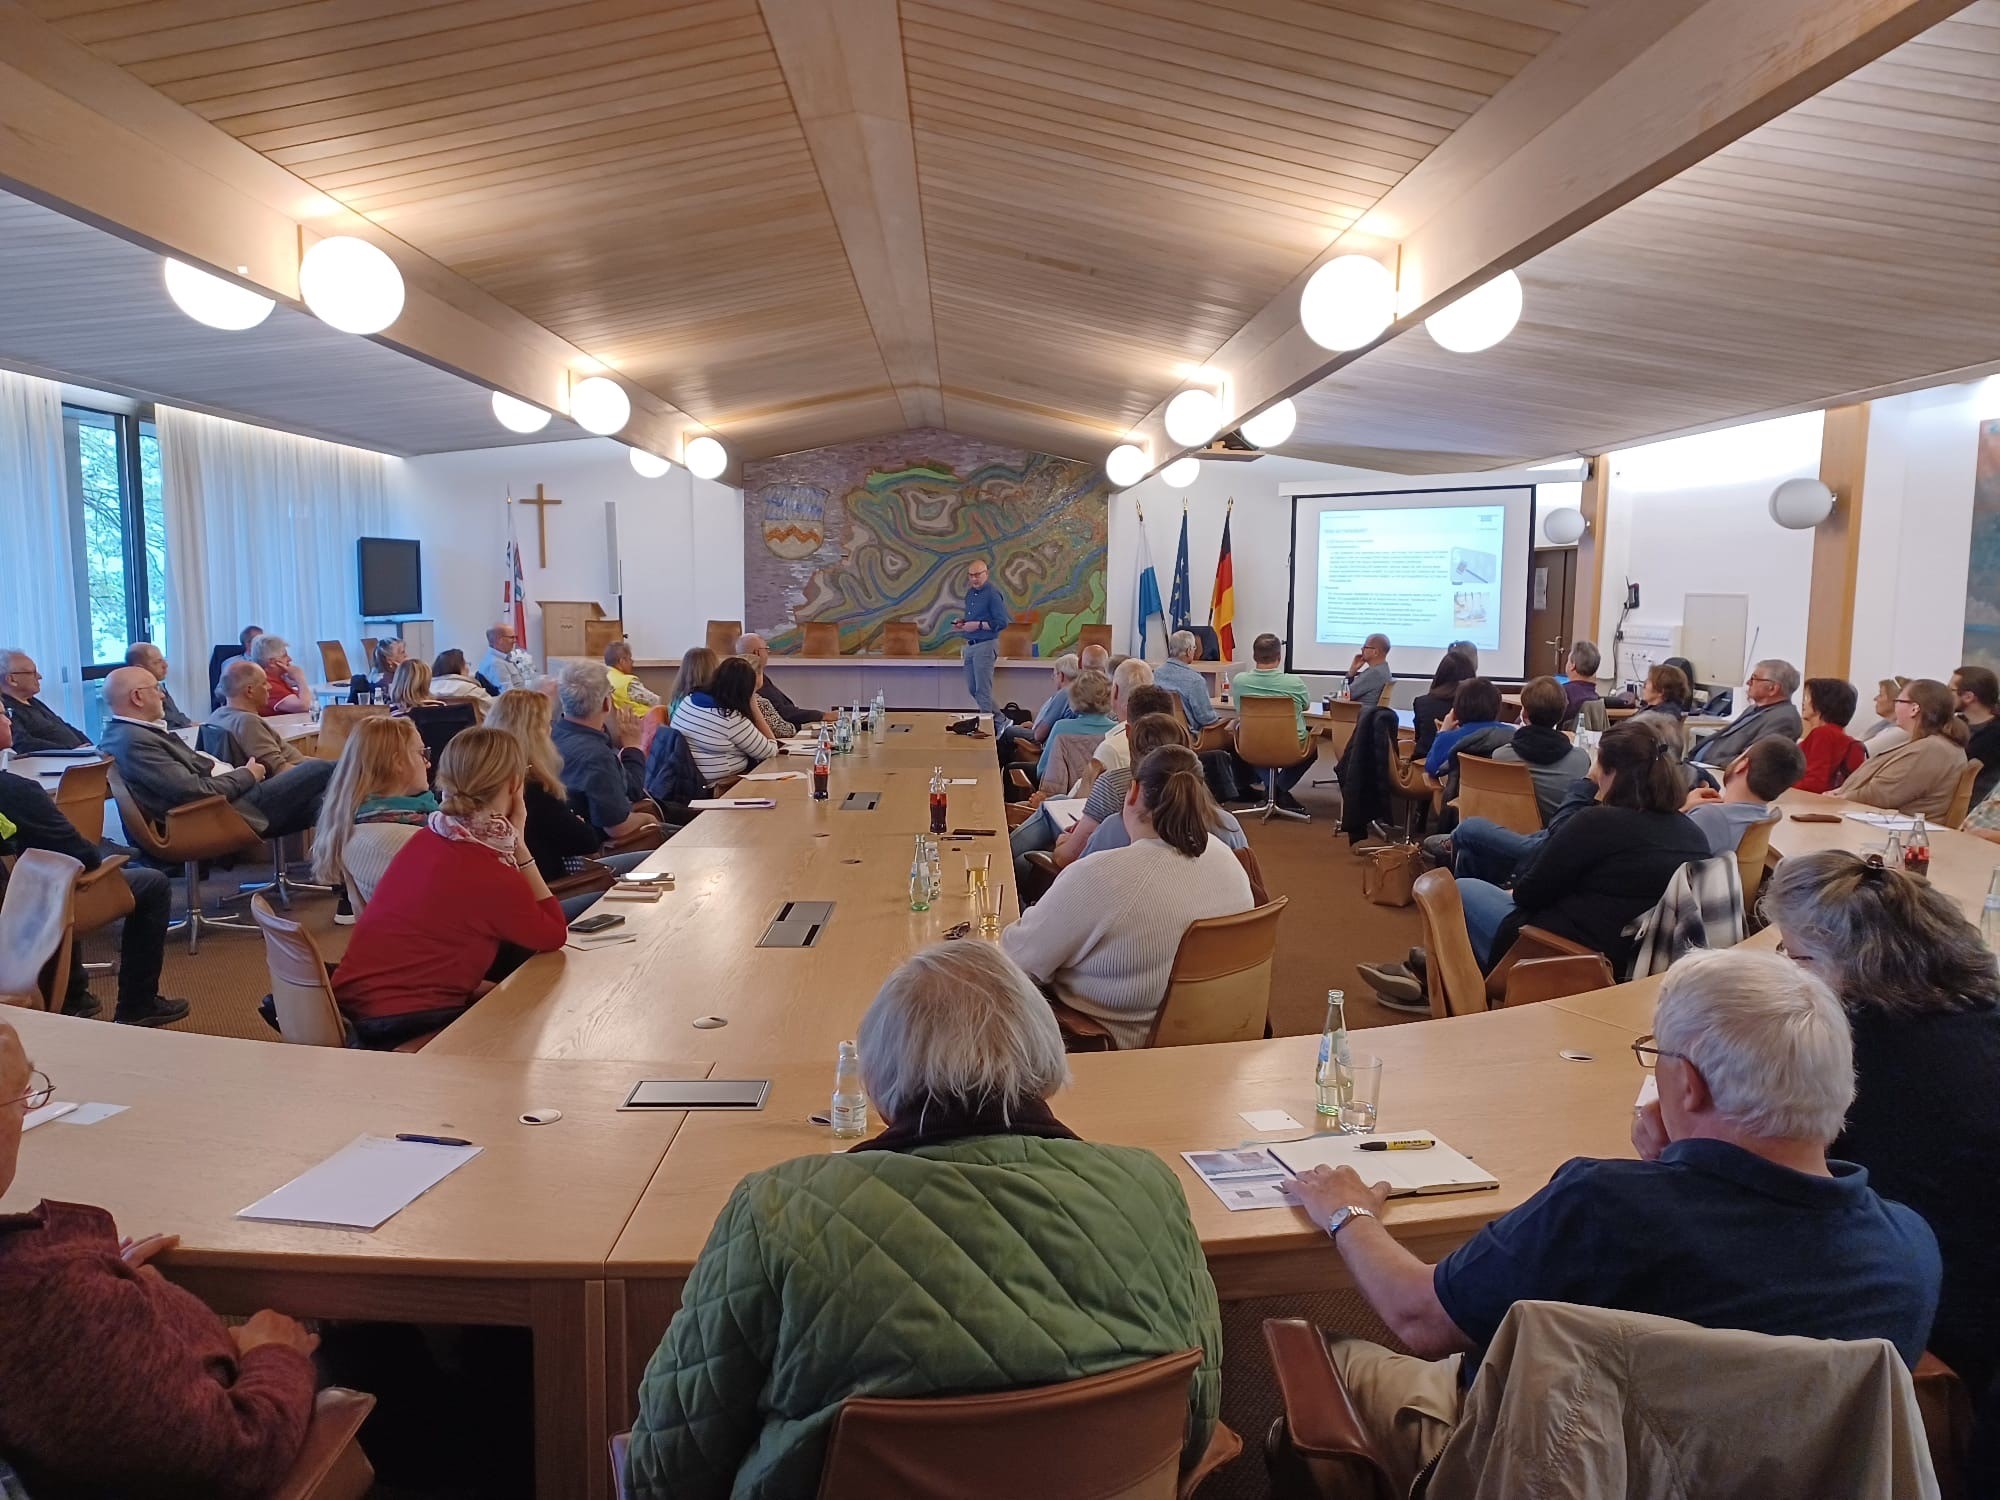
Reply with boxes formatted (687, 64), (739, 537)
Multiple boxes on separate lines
(1361, 842), (1423, 907)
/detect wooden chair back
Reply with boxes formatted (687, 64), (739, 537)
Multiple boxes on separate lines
(1077, 624), (1113, 654)
(1736, 815), (1778, 908)
(802, 621), (841, 657)
(106, 767), (260, 862)
(1148, 898), (1288, 1047)
(1411, 870), (1490, 1019)
(1321, 699), (1361, 759)
(70, 857), (136, 936)
(315, 703), (391, 761)
(882, 620), (922, 655)
(272, 1388), (377, 1500)
(250, 894), (349, 1046)
(1233, 845), (1271, 905)
(1946, 758), (1981, 828)
(53, 759), (110, 844)
(317, 640), (353, 684)
(0, 848), (82, 1009)
(706, 619), (744, 658)
(1232, 694), (1306, 769)
(1454, 755), (1543, 834)
(997, 624), (1032, 657)
(360, 637), (380, 673)
(815, 1350), (1205, 1500)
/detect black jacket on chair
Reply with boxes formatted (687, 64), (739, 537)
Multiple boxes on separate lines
(1335, 706), (1400, 845)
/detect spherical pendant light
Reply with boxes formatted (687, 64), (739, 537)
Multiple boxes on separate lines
(685, 435), (728, 479)
(1543, 508), (1588, 545)
(1769, 477), (1836, 530)
(1424, 270), (1523, 354)
(569, 376), (631, 436)
(1239, 399), (1297, 450)
(1164, 388), (1223, 447)
(162, 259), (275, 331)
(1299, 254), (1396, 352)
(629, 448), (671, 478)
(1160, 456), (1200, 488)
(491, 391), (552, 434)
(297, 236), (405, 335)
(1104, 442), (1149, 488)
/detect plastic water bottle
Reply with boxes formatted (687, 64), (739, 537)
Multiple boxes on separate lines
(831, 1041), (868, 1141)
(1982, 871), (2000, 951)
(1315, 989), (1352, 1118)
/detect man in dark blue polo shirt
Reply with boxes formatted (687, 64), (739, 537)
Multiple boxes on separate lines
(953, 556), (1011, 733)
(1285, 948), (1940, 1494)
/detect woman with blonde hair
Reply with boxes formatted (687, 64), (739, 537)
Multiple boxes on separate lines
(331, 727), (567, 1048)
(309, 716), (435, 913)
(1858, 676), (1912, 755)
(669, 646), (717, 710)
(1835, 678), (1969, 820)
(386, 658), (442, 715)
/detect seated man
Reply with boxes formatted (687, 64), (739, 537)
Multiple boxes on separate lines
(1229, 632), (1315, 813)
(1091, 659), (1157, 775)
(209, 661), (329, 784)
(124, 642), (191, 730)
(0, 706), (185, 1027)
(97, 667), (329, 840)
(1033, 669), (1115, 786)
(736, 633), (831, 726)
(0, 649), (88, 753)
(476, 621), (536, 693)
(1559, 640), (1602, 727)
(1688, 658), (1803, 767)
(604, 640), (671, 747)
(550, 661), (668, 841)
(1012, 687), (1182, 873)
(1684, 735), (1806, 855)
(1492, 674), (1590, 824)
(1157, 631), (1223, 732)
(1344, 633), (1394, 707)
(1953, 664), (2000, 805)
(1285, 949), (1940, 1495)
(246, 634), (316, 716)
(1077, 642), (1111, 676)
(1000, 652), (1080, 759)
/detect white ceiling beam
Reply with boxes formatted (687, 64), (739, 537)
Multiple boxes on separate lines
(758, 0), (945, 431)
(1121, 0), (1979, 479)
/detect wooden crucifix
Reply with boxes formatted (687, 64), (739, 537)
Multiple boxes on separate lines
(521, 483), (562, 567)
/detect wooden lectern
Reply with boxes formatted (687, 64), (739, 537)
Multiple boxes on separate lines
(541, 601), (623, 659)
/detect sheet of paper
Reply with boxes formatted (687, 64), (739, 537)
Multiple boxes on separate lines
(1040, 797), (1087, 833)
(58, 1102), (128, 1126)
(688, 798), (777, 809)
(1182, 1149), (1298, 1211)
(567, 933), (637, 951)
(22, 1101), (77, 1131)
(1271, 1130), (1498, 1198)
(1239, 1109), (1304, 1132)
(1842, 810), (1920, 830)
(237, 1134), (481, 1231)
(739, 770), (806, 781)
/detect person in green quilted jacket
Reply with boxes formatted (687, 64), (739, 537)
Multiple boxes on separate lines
(626, 942), (1223, 1499)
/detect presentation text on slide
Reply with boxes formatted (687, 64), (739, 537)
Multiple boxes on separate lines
(1316, 505), (1505, 651)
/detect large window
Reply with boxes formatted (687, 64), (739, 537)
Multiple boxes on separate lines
(62, 404), (166, 672)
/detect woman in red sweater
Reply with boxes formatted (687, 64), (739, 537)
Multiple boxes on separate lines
(1798, 676), (1868, 794)
(333, 726), (569, 1049)
(0, 1021), (320, 1497)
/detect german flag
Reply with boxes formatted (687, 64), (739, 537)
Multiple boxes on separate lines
(1210, 503), (1236, 659)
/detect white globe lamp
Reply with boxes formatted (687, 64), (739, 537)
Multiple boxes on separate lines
(162, 259), (275, 331)
(1164, 388), (1223, 447)
(297, 236), (405, 335)
(1543, 507), (1588, 545)
(1769, 477), (1836, 531)
(629, 448), (671, 478)
(1424, 270), (1523, 353)
(1239, 399), (1297, 450)
(570, 376), (631, 436)
(1104, 442), (1149, 488)
(491, 391), (552, 434)
(1160, 456), (1200, 489)
(685, 435), (728, 480)
(1299, 254), (1396, 352)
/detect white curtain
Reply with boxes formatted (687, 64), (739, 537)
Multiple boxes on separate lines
(0, 368), (85, 724)
(159, 406), (390, 711)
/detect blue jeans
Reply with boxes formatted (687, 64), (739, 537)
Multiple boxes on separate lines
(1451, 818), (1545, 886)
(962, 637), (999, 725)
(1458, 878), (1518, 969)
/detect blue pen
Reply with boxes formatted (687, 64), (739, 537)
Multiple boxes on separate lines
(396, 1133), (473, 1147)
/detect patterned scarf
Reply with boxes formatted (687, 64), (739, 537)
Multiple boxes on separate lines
(356, 792), (438, 827)
(425, 809), (517, 861)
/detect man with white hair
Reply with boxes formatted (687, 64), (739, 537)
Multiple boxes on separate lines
(1156, 631), (1221, 732)
(477, 621), (537, 694)
(1286, 948), (1940, 1493)
(124, 643), (191, 730)
(245, 634), (315, 715)
(550, 660), (663, 841)
(1689, 657), (1804, 767)
(1090, 657), (1156, 774)
(999, 652), (1081, 760)
(736, 633), (829, 726)
(0, 649), (89, 753)
(1345, 632), (1393, 707)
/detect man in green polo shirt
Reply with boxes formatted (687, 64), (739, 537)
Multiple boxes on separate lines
(1230, 633), (1315, 813)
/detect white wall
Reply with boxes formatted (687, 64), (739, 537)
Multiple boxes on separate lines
(387, 438), (743, 663)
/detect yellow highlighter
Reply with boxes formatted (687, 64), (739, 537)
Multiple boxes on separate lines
(1357, 1137), (1434, 1152)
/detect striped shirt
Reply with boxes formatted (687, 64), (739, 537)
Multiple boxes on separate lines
(670, 694), (778, 785)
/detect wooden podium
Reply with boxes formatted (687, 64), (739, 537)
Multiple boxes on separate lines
(542, 601), (623, 659)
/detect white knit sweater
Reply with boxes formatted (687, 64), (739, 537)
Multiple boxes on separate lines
(1001, 835), (1253, 1049)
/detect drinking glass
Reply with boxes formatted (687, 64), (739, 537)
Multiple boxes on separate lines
(1337, 1054), (1383, 1135)
(963, 852), (991, 897)
(975, 880), (1005, 935)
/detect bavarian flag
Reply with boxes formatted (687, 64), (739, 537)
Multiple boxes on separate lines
(1210, 506), (1236, 659)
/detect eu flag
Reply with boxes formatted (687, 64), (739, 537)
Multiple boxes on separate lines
(1168, 510), (1192, 631)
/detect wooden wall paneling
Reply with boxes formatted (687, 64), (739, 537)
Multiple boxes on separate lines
(1572, 455), (1611, 654)
(1807, 403), (1870, 681)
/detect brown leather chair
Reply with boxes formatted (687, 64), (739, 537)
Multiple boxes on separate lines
(1945, 758), (1981, 828)
(1233, 695), (1312, 824)
(251, 894), (350, 1046)
(1411, 870), (1613, 1018)
(317, 640), (353, 688)
(706, 619), (744, 658)
(314, 703), (390, 761)
(882, 620), (922, 655)
(1148, 897), (1288, 1047)
(1234, 845), (1270, 905)
(359, 637), (380, 674)
(1320, 700), (1361, 762)
(997, 624), (1032, 657)
(53, 759), (110, 844)
(1452, 755), (1542, 835)
(802, 621), (841, 657)
(0, 848), (82, 1009)
(109, 766), (265, 954)
(1736, 815), (1778, 910)
(1914, 1351), (1974, 1500)
(272, 1388), (377, 1500)
(1483, 919), (1617, 1010)
(1077, 624), (1113, 654)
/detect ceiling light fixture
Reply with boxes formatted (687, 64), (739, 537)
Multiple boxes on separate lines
(1300, 254), (1396, 351)
(297, 235), (405, 335)
(491, 391), (552, 434)
(570, 375), (631, 436)
(629, 448), (671, 478)
(1543, 508), (1588, 545)
(162, 259), (275, 331)
(1769, 477), (1836, 531)
(1164, 388), (1223, 446)
(1104, 442), (1150, 488)
(1239, 400), (1297, 450)
(1160, 456), (1200, 488)
(1424, 270), (1523, 353)
(685, 435), (728, 479)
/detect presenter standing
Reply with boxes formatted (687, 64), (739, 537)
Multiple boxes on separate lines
(955, 557), (1012, 731)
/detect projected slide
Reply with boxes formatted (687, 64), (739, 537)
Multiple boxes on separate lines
(1316, 504), (1506, 653)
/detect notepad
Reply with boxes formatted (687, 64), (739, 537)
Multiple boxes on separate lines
(739, 770), (806, 781)
(1842, 810), (1922, 830)
(237, 1134), (482, 1230)
(688, 798), (777, 809)
(1271, 1131), (1497, 1198)
(1040, 797), (1087, 832)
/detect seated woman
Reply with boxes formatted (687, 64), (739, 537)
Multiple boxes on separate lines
(385, 658), (443, 716)
(1626, 662), (1694, 757)
(1796, 676), (1868, 793)
(0, 1020), (320, 1497)
(1069, 714), (1247, 861)
(1032, 668), (1116, 787)
(1835, 678), (1969, 820)
(668, 645), (717, 712)
(1411, 650), (1477, 756)
(1858, 676), (1912, 756)
(1766, 852), (2000, 1398)
(624, 942), (1221, 1499)
(310, 715), (436, 912)
(247, 632), (315, 715)
(668, 655), (778, 786)
(429, 648), (493, 710)
(487, 688), (653, 917)
(371, 637), (408, 696)
(1002, 744), (1254, 1048)
(605, 640), (671, 751)
(331, 727), (568, 1048)
(1455, 720), (1710, 978)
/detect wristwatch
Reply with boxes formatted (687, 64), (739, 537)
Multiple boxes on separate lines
(1325, 1204), (1377, 1239)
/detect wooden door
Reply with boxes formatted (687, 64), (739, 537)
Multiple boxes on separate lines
(1527, 549), (1578, 678)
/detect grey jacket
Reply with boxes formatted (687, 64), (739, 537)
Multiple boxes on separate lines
(100, 717), (266, 834)
(1688, 700), (1803, 765)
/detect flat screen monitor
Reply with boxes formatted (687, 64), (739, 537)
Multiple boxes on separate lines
(357, 537), (422, 618)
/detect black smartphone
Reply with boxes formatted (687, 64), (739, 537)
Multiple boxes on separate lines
(568, 912), (626, 934)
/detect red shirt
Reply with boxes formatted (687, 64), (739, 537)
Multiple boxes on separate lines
(0, 1200), (315, 1498)
(1798, 724), (1867, 794)
(333, 827), (568, 1023)
(260, 661), (296, 715)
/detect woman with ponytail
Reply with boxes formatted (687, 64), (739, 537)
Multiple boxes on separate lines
(1455, 720), (1710, 976)
(331, 726), (569, 1048)
(1834, 677), (1969, 820)
(1001, 744), (1253, 1047)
